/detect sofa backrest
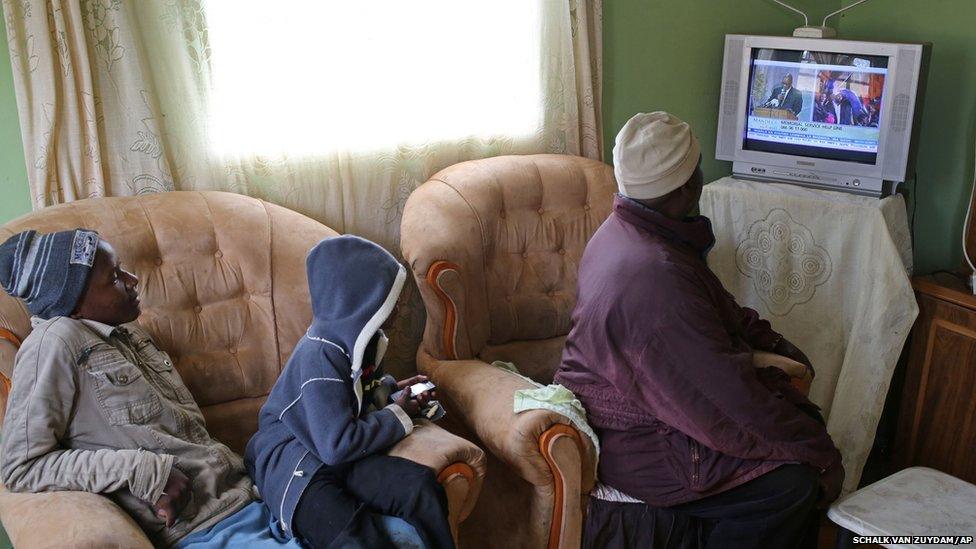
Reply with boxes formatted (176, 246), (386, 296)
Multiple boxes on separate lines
(401, 154), (616, 381)
(0, 191), (335, 453)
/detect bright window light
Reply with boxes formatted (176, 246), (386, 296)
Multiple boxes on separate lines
(205, 1), (543, 156)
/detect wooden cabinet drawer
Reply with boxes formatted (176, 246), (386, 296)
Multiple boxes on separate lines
(895, 290), (976, 482)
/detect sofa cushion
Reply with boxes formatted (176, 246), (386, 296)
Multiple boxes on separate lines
(402, 155), (615, 360)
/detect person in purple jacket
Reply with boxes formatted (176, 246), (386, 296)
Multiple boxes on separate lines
(554, 112), (844, 549)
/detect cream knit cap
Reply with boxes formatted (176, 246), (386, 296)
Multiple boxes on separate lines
(613, 112), (701, 200)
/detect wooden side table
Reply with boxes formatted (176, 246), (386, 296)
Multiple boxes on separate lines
(894, 273), (976, 483)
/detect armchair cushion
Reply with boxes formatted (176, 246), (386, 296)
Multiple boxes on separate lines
(402, 155), (616, 361)
(0, 489), (152, 548)
(477, 335), (567, 385)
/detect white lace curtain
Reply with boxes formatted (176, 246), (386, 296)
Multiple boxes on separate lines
(2, 0), (603, 374)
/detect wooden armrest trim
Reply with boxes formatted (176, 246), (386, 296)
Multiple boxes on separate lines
(0, 327), (20, 397)
(539, 424), (585, 549)
(438, 461), (478, 519)
(438, 461), (479, 543)
(0, 328), (22, 349)
(437, 461), (476, 485)
(426, 261), (461, 360)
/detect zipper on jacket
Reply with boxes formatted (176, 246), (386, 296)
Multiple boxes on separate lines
(690, 441), (701, 487)
(279, 450), (310, 534)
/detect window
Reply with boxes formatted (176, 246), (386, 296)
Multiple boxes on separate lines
(205, 1), (543, 155)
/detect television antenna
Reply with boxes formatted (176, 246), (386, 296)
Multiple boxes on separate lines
(770, 0), (874, 38)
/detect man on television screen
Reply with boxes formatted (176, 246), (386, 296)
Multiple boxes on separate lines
(815, 80), (859, 125)
(764, 73), (803, 116)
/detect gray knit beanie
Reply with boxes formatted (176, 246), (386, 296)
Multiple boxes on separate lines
(0, 229), (101, 319)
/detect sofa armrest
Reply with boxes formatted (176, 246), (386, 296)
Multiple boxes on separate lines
(418, 350), (596, 548)
(419, 350), (596, 487)
(388, 419), (486, 527)
(0, 488), (152, 548)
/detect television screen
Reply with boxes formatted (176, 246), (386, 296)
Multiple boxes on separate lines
(743, 48), (889, 164)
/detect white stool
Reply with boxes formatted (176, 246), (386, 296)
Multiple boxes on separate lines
(828, 467), (976, 548)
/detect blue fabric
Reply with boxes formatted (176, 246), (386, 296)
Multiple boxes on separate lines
(376, 515), (426, 549)
(178, 502), (303, 549)
(178, 502), (425, 549)
(0, 229), (99, 319)
(244, 235), (410, 540)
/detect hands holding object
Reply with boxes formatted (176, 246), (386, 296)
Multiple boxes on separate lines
(392, 375), (441, 419)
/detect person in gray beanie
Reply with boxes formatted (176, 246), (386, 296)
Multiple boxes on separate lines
(0, 229), (101, 319)
(555, 112), (844, 549)
(0, 230), (254, 547)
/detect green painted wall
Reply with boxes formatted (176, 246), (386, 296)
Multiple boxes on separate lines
(0, 16), (30, 225)
(603, 0), (838, 202)
(603, 0), (976, 274)
(837, 0), (976, 273)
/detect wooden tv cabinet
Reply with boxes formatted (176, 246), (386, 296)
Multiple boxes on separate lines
(894, 273), (976, 483)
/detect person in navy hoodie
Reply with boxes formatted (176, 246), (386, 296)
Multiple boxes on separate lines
(245, 235), (454, 549)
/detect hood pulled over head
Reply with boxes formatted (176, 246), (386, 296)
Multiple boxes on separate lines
(305, 235), (406, 376)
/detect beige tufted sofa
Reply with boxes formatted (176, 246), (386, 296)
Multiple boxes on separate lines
(401, 154), (616, 548)
(0, 191), (486, 547)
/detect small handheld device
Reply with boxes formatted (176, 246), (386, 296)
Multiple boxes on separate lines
(390, 381), (436, 403)
(409, 381), (436, 397)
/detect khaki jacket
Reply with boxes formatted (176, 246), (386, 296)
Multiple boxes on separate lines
(0, 316), (253, 547)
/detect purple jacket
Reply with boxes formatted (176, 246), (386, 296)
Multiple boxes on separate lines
(554, 195), (840, 507)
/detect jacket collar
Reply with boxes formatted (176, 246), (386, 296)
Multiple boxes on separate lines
(30, 315), (121, 339)
(613, 194), (715, 256)
(79, 318), (120, 339)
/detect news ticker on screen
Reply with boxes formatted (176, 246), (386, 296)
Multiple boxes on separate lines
(746, 116), (879, 153)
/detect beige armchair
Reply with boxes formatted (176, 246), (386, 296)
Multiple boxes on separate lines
(401, 154), (616, 548)
(0, 191), (486, 547)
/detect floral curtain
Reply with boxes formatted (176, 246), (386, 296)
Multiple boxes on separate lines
(3, 0), (181, 203)
(3, 0), (603, 375)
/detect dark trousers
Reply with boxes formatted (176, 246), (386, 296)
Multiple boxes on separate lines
(671, 464), (821, 549)
(293, 454), (454, 549)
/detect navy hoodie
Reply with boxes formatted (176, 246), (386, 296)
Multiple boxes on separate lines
(245, 235), (414, 539)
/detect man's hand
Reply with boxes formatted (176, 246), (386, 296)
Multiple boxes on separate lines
(153, 467), (191, 527)
(752, 351), (808, 379)
(394, 375), (437, 418)
(773, 337), (812, 371)
(817, 459), (845, 509)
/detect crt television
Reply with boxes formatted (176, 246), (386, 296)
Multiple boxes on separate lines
(715, 34), (929, 197)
